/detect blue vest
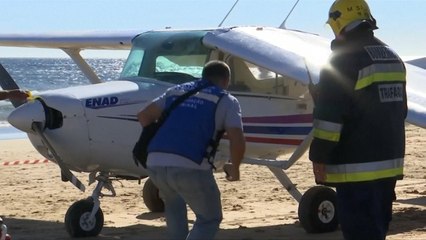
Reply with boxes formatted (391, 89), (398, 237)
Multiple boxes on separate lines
(148, 79), (226, 164)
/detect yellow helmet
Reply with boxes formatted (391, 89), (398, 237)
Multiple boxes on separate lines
(327, 0), (377, 36)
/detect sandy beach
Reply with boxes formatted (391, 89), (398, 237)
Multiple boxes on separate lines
(0, 124), (425, 240)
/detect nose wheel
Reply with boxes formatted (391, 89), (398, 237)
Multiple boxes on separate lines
(65, 198), (104, 237)
(64, 173), (115, 237)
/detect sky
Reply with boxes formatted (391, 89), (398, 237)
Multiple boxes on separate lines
(0, 0), (425, 59)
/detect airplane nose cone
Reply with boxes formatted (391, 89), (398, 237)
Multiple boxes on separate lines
(8, 100), (46, 132)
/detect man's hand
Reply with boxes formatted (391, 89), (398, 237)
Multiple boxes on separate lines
(223, 162), (240, 181)
(225, 127), (244, 182)
(137, 102), (163, 127)
(312, 162), (327, 184)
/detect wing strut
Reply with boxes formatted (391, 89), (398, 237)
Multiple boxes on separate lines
(32, 122), (86, 192)
(242, 130), (313, 202)
(62, 48), (102, 84)
(218, 0), (240, 27)
(279, 0), (301, 29)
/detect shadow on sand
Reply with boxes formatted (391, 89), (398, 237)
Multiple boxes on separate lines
(4, 216), (341, 240)
(4, 206), (425, 240)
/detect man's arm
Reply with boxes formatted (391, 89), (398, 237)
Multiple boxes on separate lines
(0, 91), (8, 100)
(309, 57), (354, 183)
(0, 90), (29, 101)
(309, 60), (352, 164)
(137, 102), (163, 127)
(224, 127), (245, 181)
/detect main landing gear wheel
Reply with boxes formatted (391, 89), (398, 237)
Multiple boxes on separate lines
(65, 198), (104, 237)
(142, 178), (164, 212)
(298, 186), (338, 233)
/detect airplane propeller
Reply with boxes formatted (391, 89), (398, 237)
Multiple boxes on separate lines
(0, 63), (86, 192)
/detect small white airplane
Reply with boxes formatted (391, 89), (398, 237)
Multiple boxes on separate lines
(0, 13), (425, 240)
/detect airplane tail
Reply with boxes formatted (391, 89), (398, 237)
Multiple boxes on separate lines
(0, 63), (26, 107)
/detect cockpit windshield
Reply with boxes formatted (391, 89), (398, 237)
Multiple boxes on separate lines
(120, 30), (210, 84)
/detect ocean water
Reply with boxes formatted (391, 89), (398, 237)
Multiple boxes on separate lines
(0, 58), (125, 123)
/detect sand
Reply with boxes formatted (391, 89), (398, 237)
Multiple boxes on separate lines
(0, 124), (425, 240)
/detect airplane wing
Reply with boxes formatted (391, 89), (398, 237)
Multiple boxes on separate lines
(0, 28), (424, 128)
(204, 26), (426, 128)
(0, 30), (139, 83)
(203, 26), (331, 85)
(0, 30), (139, 50)
(405, 63), (426, 128)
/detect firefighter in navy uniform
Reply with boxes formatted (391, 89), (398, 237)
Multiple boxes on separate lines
(309, 0), (407, 239)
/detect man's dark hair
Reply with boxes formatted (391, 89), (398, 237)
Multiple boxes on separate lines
(202, 61), (230, 81)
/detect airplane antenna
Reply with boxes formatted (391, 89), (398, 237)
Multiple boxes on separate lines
(279, 0), (300, 29)
(218, 0), (240, 27)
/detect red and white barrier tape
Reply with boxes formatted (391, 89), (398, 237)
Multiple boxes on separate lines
(1, 159), (49, 166)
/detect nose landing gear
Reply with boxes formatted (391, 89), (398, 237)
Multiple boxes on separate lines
(65, 173), (115, 237)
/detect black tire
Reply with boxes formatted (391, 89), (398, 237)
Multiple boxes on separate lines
(142, 178), (164, 212)
(65, 198), (104, 237)
(298, 186), (338, 233)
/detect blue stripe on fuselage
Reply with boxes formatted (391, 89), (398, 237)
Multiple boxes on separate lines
(243, 126), (312, 135)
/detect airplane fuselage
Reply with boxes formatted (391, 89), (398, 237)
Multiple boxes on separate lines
(10, 77), (312, 178)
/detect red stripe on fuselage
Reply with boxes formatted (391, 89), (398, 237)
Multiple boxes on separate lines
(244, 136), (303, 145)
(223, 135), (303, 145)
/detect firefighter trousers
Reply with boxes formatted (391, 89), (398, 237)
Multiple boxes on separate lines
(336, 179), (397, 240)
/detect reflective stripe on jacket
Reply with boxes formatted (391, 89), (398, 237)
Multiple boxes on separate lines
(325, 158), (403, 183)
